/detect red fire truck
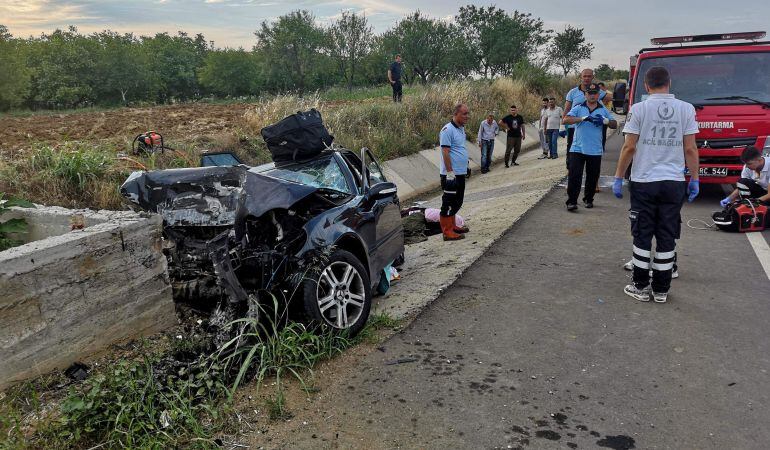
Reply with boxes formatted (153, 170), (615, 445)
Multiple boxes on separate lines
(617, 32), (770, 184)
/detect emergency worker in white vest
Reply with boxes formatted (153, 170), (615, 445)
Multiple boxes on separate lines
(613, 66), (700, 303)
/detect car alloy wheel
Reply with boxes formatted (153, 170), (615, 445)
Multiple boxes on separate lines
(304, 249), (371, 335)
(316, 261), (365, 329)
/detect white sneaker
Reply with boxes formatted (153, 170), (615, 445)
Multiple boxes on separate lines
(652, 291), (668, 303)
(623, 260), (633, 271)
(624, 284), (651, 302)
(672, 269), (679, 279)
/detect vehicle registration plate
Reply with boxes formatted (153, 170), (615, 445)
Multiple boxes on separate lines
(699, 167), (728, 177)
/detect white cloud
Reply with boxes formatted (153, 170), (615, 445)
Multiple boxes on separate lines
(0, 0), (97, 30)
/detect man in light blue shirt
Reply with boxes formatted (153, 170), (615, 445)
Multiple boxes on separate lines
(564, 69), (611, 155)
(562, 83), (617, 211)
(439, 103), (470, 240)
(476, 114), (499, 173)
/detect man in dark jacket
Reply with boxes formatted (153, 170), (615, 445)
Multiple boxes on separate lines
(388, 55), (403, 103)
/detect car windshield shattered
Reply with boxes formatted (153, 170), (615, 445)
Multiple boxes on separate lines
(263, 155), (352, 196)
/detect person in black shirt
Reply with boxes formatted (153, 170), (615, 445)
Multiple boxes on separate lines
(498, 105), (526, 167)
(388, 54), (403, 103)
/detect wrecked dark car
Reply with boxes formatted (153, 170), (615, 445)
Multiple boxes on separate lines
(121, 148), (404, 336)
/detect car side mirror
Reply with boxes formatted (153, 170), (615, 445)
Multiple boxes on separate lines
(200, 151), (243, 167)
(368, 182), (397, 200)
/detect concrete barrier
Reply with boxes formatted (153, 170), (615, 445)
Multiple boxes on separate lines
(0, 207), (175, 389)
(387, 123), (540, 202)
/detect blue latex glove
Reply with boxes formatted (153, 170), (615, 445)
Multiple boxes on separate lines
(613, 177), (623, 198)
(589, 115), (605, 127)
(720, 196), (732, 208)
(687, 179), (700, 202)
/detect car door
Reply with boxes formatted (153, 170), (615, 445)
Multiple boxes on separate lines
(361, 148), (404, 273)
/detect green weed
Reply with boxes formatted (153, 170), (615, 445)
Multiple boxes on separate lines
(0, 194), (34, 251)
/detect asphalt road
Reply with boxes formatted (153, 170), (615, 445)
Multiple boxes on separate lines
(277, 132), (770, 449)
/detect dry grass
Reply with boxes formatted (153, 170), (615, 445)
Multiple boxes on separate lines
(245, 79), (544, 161)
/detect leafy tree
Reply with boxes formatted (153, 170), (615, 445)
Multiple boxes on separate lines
(380, 12), (468, 84)
(25, 27), (100, 108)
(255, 10), (327, 95)
(613, 68), (630, 81)
(142, 32), (207, 102)
(327, 12), (373, 91)
(456, 6), (550, 78)
(548, 26), (594, 77)
(198, 49), (262, 96)
(0, 25), (31, 111)
(93, 32), (157, 105)
(594, 63), (614, 81)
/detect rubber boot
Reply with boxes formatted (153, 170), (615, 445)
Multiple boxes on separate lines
(440, 216), (464, 241)
(452, 216), (469, 234)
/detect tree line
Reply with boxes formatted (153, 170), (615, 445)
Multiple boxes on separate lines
(0, 6), (608, 111)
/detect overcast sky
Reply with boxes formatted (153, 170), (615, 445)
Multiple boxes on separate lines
(2, 0), (769, 69)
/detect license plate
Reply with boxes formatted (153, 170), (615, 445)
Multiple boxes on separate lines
(699, 167), (728, 177)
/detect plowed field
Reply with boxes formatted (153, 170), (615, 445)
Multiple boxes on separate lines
(0, 102), (255, 157)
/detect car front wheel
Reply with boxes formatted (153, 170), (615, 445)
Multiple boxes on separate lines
(303, 250), (371, 336)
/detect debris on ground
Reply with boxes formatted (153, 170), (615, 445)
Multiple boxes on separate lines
(63, 363), (89, 381)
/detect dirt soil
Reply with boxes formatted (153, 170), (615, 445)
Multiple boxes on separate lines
(0, 102), (256, 157)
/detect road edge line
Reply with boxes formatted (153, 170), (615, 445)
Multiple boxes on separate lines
(746, 232), (770, 280)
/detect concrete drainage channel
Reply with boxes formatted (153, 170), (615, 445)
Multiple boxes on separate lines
(0, 122), (557, 388)
(0, 206), (175, 390)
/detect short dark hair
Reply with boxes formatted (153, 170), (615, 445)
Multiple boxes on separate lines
(549, 97), (556, 101)
(510, 104), (517, 109)
(395, 54), (401, 59)
(597, 82), (606, 87)
(645, 66), (670, 88)
(542, 97), (549, 102)
(741, 146), (762, 163)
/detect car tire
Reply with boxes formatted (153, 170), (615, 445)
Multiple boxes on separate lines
(302, 249), (371, 336)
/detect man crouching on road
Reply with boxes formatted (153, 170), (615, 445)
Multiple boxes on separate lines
(439, 103), (471, 241)
(612, 66), (700, 303)
(720, 146), (770, 206)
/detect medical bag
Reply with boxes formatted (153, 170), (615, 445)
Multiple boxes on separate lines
(712, 199), (768, 232)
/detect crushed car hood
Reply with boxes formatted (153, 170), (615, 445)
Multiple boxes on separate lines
(121, 166), (319, 227)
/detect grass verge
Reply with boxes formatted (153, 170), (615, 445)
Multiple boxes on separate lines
(0, 303), (402, 449)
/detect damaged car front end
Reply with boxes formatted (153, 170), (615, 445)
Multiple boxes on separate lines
(121, 149), (404, 337)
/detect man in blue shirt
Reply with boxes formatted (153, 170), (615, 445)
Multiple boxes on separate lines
(562, 83), (618, 211)
(564, 69), (612, 160)
(439, 103), (470, 241)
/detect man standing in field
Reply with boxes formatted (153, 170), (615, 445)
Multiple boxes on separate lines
(439, 104), (471, 241)
(477, 114), (499, 174)
(613, 66), (700, 303)
(499, 105), (526, 167)
(562, 83), (618, 211)
(388, 54), (403, 103)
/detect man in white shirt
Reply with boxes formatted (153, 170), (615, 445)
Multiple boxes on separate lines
(720, 146), (770, 206)
(613, 66), (700, 303)
(542, 97), (563, 159)
(538, 98), (549, 159)
(477, 114), (499, 174)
